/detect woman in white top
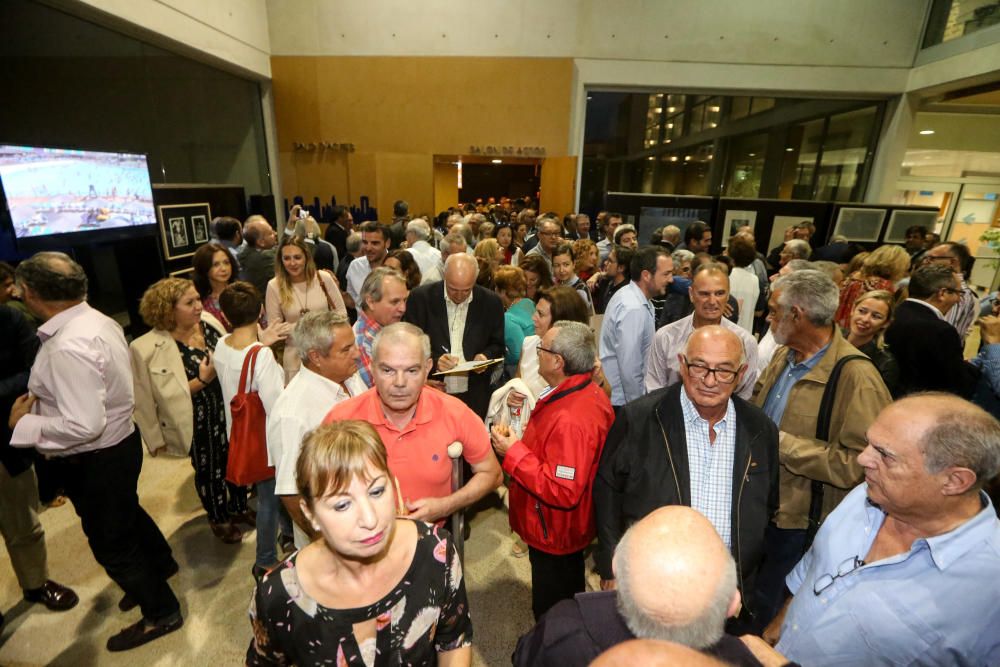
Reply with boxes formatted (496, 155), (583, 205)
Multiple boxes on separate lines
(726, 235), (762, 334)
(265, 236), (347, 383)
(214, 282), (288, 578)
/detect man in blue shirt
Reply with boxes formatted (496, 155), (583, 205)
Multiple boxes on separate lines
(760, 393), (1000, 666)
(599, 246), (673, 410)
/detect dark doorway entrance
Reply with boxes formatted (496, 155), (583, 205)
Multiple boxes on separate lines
(461, 162), (539, 203)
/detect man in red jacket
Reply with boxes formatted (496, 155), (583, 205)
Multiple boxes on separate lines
(491, 320), (615, 620)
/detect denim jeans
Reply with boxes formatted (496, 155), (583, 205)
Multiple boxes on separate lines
(255, 477), (279, 567)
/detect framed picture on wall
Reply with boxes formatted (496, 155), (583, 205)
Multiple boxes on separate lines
(158, 202), (211, 260)
(191, 215), (209, 243)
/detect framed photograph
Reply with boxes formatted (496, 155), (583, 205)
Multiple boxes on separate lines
(832, 207), (886, 242)
(157, 202), (211, 260)
(191, 215), (209, 243)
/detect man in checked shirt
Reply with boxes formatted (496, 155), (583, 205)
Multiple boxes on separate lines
(595, 325), (779, 631)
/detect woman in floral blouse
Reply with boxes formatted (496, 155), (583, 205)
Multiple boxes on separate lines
(247, 420), (473, 666)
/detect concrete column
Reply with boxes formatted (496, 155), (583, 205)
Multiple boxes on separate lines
(866, 92), (918, 204)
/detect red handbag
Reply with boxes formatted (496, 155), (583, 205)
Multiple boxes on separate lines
(226, 345), (274, 486)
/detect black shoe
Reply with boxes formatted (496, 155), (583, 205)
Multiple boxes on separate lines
(23, 580), (79, 611)
(106, 613), (183, 652)
(118, 561), (179, 612)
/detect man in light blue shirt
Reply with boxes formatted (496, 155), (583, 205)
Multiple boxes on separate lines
(599, 246), (673, 408)
(764, 393), (1000, 666)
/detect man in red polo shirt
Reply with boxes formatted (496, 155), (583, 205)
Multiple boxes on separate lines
(324, 322), (502, 522)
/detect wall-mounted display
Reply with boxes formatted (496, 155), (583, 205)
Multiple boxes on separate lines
(769, 215), (815, 251)
(884, 209), (939, 243)
(158, 202), (211, 260)
(722, 210), (758, 241)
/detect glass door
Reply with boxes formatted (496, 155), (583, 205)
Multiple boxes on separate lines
(947, 183), (1000, 291)
(893, 180), (960, 235)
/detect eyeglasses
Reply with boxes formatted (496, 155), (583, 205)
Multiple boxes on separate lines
(940, 287), (962, 295)
(537, 345), (562, 358)
(922, 254), (954, 263)
(682, 357), (739, 384)
(537, 230), (560, 237)
(814, 555), (864, 595)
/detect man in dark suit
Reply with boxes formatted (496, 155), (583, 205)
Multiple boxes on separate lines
(323, 205), (353, 261)
(595, 326), (779, 628)
(403, 253), (505, 418)
(885, 263), (980, 398)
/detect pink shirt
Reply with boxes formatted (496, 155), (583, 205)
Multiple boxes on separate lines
(11, 302), (136, 456)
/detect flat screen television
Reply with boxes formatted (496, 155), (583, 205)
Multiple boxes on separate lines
(0, 144), (156, 248)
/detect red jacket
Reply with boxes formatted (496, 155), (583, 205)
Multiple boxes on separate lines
(503, 373), (615, 555)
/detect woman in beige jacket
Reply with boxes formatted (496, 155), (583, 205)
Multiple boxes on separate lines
(131, 277), (251, 544)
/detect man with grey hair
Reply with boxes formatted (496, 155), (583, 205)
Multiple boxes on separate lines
(353, 267), (409, 387)
(8, 252), (182, 651)
(268, 311), (366, 548)
(764, 394), (1000, 666)
(404, 252), (505, 418)
(238, 216), (279, 297)
(750, 269), (891, 631)
(513, 506), (765, 666)
(404, 218), (443, 284)
(526, 217), (562, 269)
(492, 320), (615, 620)
(324, 322), (501, 523)
(778, 239), (810, 268)
(597, 325), (778, 627)
(439, 232), (468, 264)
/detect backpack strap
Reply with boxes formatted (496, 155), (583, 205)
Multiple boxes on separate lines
(806, 353), (870, 545)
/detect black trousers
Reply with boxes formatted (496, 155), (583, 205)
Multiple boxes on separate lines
(49, 430), (180, 622)
(528, 547), (585, 621)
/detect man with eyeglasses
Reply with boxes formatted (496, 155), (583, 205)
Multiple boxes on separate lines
(750, 269), (891, 633)
(920, 241), (978, 343)
(403, 253), (505, 418)
(525, 217), (564, 270)
(595, 325), (779, 630)
(645, 262), (759, 399)
(491, 321), (614, 620)
(750, 394), (1000, 666)
(885, 263), (980, 398)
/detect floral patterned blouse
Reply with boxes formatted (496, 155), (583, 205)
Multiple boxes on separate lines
(247, 521), (472, 666)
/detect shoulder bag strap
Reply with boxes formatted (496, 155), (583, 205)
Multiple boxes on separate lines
(238, 344), (262, 396)
(316, 272), (336, 311)
(807, 354), (870, 545)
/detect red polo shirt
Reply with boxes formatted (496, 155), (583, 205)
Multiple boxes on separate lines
(323, 387), (491, 504)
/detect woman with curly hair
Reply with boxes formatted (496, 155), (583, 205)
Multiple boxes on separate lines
(835, 244), (909, 329)
(192, 242), (236, 331)
(265, 236), (347, 382)
(571, 238), (599, 282)
(131, 278), (249, 543)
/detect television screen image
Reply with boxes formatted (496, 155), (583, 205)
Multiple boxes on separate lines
(0, 144), (155, 239)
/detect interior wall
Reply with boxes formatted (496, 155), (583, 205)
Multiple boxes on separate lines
(272, 56), (574, 217)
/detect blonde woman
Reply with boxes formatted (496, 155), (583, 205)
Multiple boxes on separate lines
(844, 289), (900, 396)
(835, 245), (909, 328)
(265, 236), (347, 382)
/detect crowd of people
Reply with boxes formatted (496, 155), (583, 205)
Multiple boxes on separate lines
(1, 197), (999, 665)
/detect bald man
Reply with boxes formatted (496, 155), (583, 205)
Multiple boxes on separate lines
(403, 253), (505, 418)
(513, 506), (775, 666)
(592, 640), (728, 667)
(237, 217), (278, 297)
(596, 326), (779, 627)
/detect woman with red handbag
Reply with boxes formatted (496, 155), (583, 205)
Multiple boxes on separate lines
(214, 282), (287, 579)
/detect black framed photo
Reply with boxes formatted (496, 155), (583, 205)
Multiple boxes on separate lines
(158, 202), (212, 260)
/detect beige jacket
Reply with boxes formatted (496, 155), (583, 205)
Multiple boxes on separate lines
(130, 312), (226, 457)
(752, 328), (891, 529)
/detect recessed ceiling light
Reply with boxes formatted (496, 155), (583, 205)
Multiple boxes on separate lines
(587, 96), (593, 100)
(785, 147), (794, 152)
(647, 156), (655, 160)
(748, 153), (756, 157)
(491, 159), (502, 164)
(669, 156), (679, 162)
(919, 129), (935, 135)
(684, 155), (692, 161)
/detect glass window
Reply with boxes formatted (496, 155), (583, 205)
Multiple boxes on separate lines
(751, 97), (776, 114)
(780, 119), (825, 199)
(815, 107), (877, 201)
(730, 97), (751, 120)
(923, 0), (1000, 48)
(724, 133), (769, 198)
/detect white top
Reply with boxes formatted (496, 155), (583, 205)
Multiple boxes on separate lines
(729, 266), (760, 334)
(268, 365), (367, 497)
(756, 328), (780, 376)
(345, 255), (373, 304)
(406, 241), (444, 285)
(212, 338), (285, 461)
(444, 289), (474, 395)
(517, 335), (548, 398)
(644, 313), (760, 400)
(11, 302), (135, 456)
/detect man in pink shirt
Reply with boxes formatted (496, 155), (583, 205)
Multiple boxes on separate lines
(8, 253), (182, 652)
(324, 322), (502, 523)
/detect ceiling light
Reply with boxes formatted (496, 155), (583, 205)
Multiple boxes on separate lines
(587, 95), (593, 100)
(667, 106), (676, 113)
(748, 153), (756, 157)
(709, 106), (720, 112)
(919, 129), (935, 135)
(654, 107), (662, 113)
(684, 155), (692, 161)
(670, 156), (679, 162)
(785, 147), (794, 152)
(491, 159), (502, 164)
(707, 154), (714, 160)
(647, 156), (655, 160)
